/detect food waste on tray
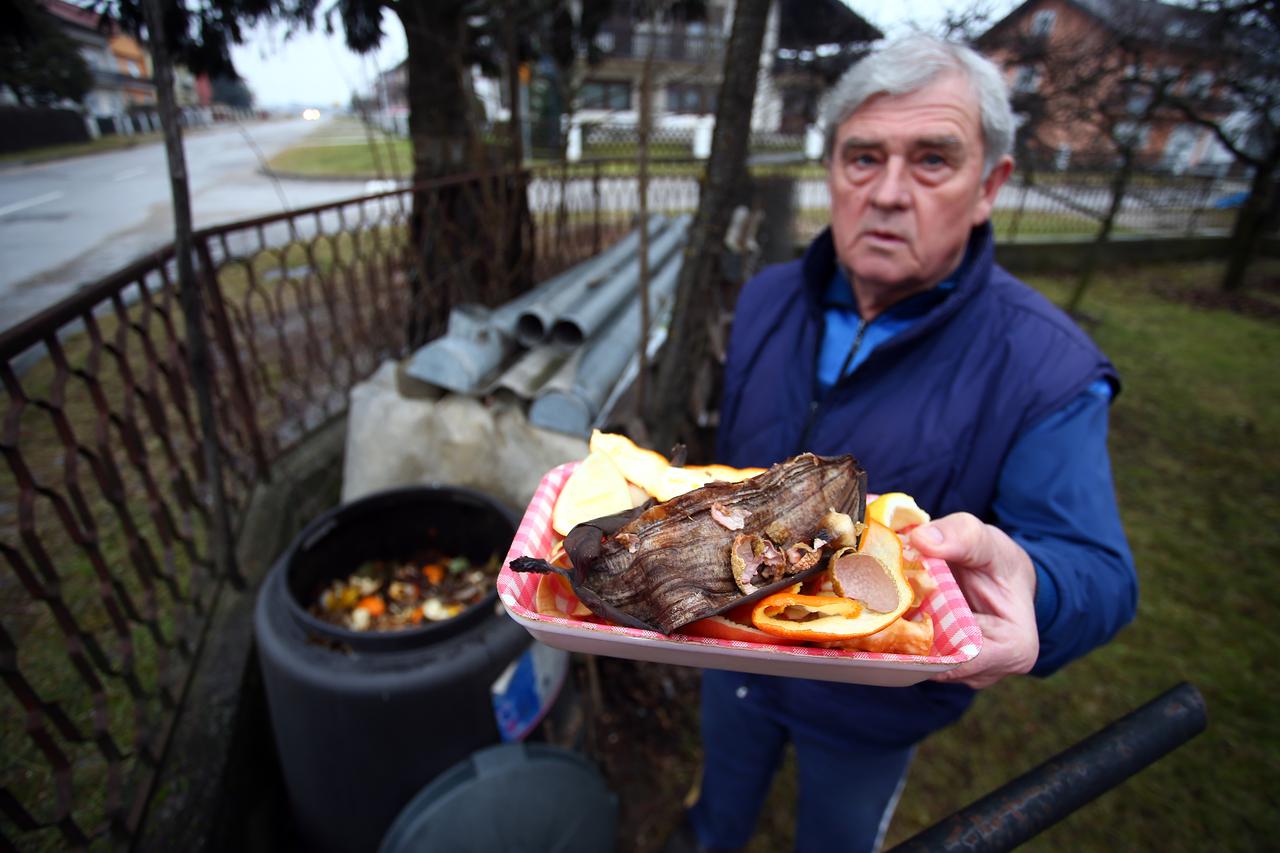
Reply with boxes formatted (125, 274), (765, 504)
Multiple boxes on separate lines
(311, 551), (501, 632)
(510, 432), (941, 655)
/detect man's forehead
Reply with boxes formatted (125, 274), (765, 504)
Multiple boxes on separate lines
(836, 75), (982, 141)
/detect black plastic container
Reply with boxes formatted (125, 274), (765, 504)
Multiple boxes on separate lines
(254, 486), (532, 853)
(378, 743), (617, 853)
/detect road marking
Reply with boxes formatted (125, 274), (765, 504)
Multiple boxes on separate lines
(113, 167), (147, 181)
(0, 191), (64, 218)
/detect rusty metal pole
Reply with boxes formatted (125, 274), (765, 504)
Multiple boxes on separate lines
(140, 0), (240, 585)
(890, 682), (1207, 853)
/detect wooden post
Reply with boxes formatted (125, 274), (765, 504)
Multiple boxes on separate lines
(140, 0), (240, 585)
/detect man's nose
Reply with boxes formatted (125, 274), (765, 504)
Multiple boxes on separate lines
(870, 157), (911, 209)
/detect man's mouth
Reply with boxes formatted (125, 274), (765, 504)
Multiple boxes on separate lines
(863, 229), (907, 245)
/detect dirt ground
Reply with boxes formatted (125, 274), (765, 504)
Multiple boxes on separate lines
(568, 656), (706, 853)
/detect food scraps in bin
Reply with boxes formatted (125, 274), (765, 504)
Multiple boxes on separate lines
(312, 552), (500, 632)
(513, 434), (942, 656)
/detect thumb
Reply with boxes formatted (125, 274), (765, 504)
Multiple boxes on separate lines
(906, 512), (996, 570)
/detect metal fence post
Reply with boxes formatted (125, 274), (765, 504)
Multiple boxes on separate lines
(593, 160), (603, 256)
(890, 683), (1207, 853)
(1185, 174), (1212, 237)
(194, 238), (272, 492)
(142, 0), (242, 588)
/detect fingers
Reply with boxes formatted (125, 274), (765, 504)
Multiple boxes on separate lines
(907, 512), (997, 569)
(931, 613), (1039, 689)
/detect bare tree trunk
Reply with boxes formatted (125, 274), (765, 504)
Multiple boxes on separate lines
(398, 2), (478, 346)
(647, 0), (771, 455)
(140, 0), (237, 582)
(393, 3), (531, 344)
(1066, 145), (1136, 315)
(1222, 143), (1279, 292)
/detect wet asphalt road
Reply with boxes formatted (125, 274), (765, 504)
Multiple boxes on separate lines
(0, 118), (371, 334)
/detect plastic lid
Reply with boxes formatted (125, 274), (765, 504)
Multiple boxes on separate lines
(378, 743), (617, 853)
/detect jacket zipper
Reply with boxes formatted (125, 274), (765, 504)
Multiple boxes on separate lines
(797, 318), (867, 453)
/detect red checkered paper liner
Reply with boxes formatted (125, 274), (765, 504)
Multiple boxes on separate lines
(497, 462), (982, 666)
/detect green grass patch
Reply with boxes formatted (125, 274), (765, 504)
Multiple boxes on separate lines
(267, 136), (413, 179)
(740, 259), (1280, 852)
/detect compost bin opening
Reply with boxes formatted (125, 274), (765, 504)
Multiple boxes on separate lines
(283, 485), (518, 653)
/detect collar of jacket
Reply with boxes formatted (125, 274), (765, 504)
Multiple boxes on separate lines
(800, 221), (997, 359)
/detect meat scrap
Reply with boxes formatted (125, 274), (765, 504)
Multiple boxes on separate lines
(711, 502), (751, 531)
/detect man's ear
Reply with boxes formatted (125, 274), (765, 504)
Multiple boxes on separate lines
(972, 155), (1014, 226)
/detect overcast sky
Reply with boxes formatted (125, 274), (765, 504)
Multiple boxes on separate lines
(230, 1), (1022, 109)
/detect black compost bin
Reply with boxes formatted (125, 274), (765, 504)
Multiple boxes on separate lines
(254, 485), (533, 853)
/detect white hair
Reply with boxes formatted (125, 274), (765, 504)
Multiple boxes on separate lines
(821, 35), (1015, 178)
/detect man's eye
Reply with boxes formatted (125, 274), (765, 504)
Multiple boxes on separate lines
(849, 153), (878, 167)
(919, 153), (949, 167)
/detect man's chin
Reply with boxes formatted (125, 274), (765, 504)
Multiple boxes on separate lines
(848, 261), (918, 291)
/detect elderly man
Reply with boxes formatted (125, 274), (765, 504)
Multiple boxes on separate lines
(674, 35), (1138, 852)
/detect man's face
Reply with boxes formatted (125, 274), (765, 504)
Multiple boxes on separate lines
(827, 73), (1011, 305)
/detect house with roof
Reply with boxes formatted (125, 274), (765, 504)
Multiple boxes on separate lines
(569, 0), (881, 140)
(38, 0), (158, 134)
(368, 1), (882, 156)
(976, 0), (1236, 173)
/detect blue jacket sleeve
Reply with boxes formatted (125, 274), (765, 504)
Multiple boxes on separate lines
(991, 381), (1138, 676)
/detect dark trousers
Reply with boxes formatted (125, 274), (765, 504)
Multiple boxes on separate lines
(688, 669), (915, 852)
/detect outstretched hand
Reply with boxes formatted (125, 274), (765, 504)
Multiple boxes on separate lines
(907, 513), (1039, 689)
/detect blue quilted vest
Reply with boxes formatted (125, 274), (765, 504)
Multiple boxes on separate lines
(715, 224), (1118, 745)
(718, 223), (1117, 518)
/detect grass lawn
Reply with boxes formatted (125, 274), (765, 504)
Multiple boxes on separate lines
(737, 258), (1280, 852)
(266, 123), (811, 180)
(268, 133), (413, 179)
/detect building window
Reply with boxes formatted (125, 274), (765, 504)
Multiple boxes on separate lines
(1162, 124), (1200, 171)
(686, 21), (706, 54)
(580, 80), (631, 111)
(1115, 121), (1150, 149)
(1031, 10), (1056, 37)
(1124, 80), (1153, 115)
(665, 83), (716, 114)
